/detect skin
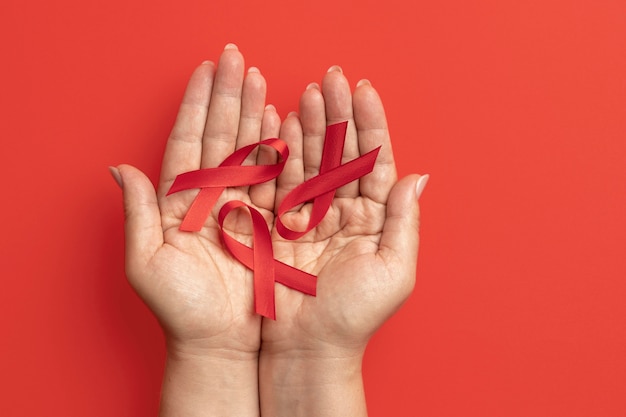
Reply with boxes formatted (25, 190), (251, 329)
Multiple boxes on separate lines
(260, 66), (422, 417)
(114, 44), (424, 416)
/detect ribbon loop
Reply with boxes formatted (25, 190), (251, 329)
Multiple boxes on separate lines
(275, 122), (380, 240)
(218, 200), (317, 319)
(167, 138), (288, 231)
(166, 121), (379, 319)
(218, 201), (277, 319)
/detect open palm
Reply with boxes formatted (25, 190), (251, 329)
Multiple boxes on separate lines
(117, 50), (425, 360)
(262, 68), (424, 356)
(117, 45), (279, 354)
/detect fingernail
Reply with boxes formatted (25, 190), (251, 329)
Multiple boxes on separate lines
(109, 166), (123, 189)
(415, 174), (429, 199)
(224, 43), (238, 50)
(327, 65), (343, 73)
(356, 79), (371, 87)
(287, 111), (298, 118)
(201, 60), (213, 65)
(248, 66), (260, 74)
(306, 82), (320, 90)
(265, 104), (276, 111)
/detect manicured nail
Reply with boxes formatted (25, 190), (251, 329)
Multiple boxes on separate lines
(201, 60), (212, 65)
(287, 111), (298, 118)
(248, 66), (260, 74)
(415, 174), (429, 199)
(109, 166), (123, 189)
(265, 104), (276, 111)
(356, 79), (371, 87)
(224, 43), (238, 50)
(327, 65), (343, 73)
(306, 82), (320, 90)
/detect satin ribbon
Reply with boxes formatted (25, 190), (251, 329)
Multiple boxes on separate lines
(217, 200), (316, 320)
(167, 138), (288, 231)
(167, 122), (380, 319)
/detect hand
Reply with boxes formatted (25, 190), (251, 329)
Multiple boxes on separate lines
(113, 44), (279, 416)
(259, 66), (428, 416)
(264, 66), (425, 355)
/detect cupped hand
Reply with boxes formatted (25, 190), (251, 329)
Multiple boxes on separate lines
(262, 67), (427, 358)
(115, 45), (280, 356)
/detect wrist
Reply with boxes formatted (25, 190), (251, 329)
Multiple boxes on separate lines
(260, 326), (369, 360)
(260, 349), (364, 389)
(160, 341), (260, 417)
(166, 336), (259, 362)
(162, 306), (262, 358)
(259, 348), (367, 417)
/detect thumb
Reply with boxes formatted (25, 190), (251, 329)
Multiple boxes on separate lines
(379, 174), (429, 277)
(111, 164), (163, 271)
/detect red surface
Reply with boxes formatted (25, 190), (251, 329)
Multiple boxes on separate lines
(2, 0), (626, 415)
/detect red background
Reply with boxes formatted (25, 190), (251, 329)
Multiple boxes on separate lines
(2, 0), (625, 415)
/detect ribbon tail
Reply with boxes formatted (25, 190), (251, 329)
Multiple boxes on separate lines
(219, 201), (277, 319)
(180, 187), (224, 231)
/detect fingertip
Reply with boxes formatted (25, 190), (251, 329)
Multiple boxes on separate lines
(323, 65), (349, 86)
(243, 64), (266, 92)
(116, 164), (155, 196)
(116, 163), (136, 176)
(262, 104), (281, 138)
(195, 60), (215, 76)
(108, 166), (123, 188)
(306, 82), (320, 90)
(415, 174), (430, 200)
(379, 175), (422, 261)
(321, 66), (352, 117)
(322, 64), (350, 94)
(353, 79), (383, 105)
(299, 82), (325, 122)
(116, 164), (163, 262)
(217, 43), (245, 69)
(388, 174), (422, 224)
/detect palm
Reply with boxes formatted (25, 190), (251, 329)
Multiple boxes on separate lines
(120, 53), (421, 357)
(120, 48), (278, 353)
(145, 188), (266, 347)
(265, 196), (402, 351)
(262, 68), (420, 353)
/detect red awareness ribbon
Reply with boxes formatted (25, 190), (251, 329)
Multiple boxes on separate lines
(217, 201), (278, 320)
(167, 122), (379, 319)
(167, 138), (288, 231)
(275, 121), (381, 239)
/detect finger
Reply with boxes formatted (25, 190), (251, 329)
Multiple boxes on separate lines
(321, 66), (360, 198)
(202, 43), (245, 168)
(234, 66), (268, 197)
(353, 80), (398, 204)
(116, 164), (163, 278)
(275, 113), (304, 208)
(249, 104), (281, 211)
(237, 66), (267, 163)
(378, 175), (426, 289)
(158, 61), (215, 196)
(299, 82), (327, 180)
